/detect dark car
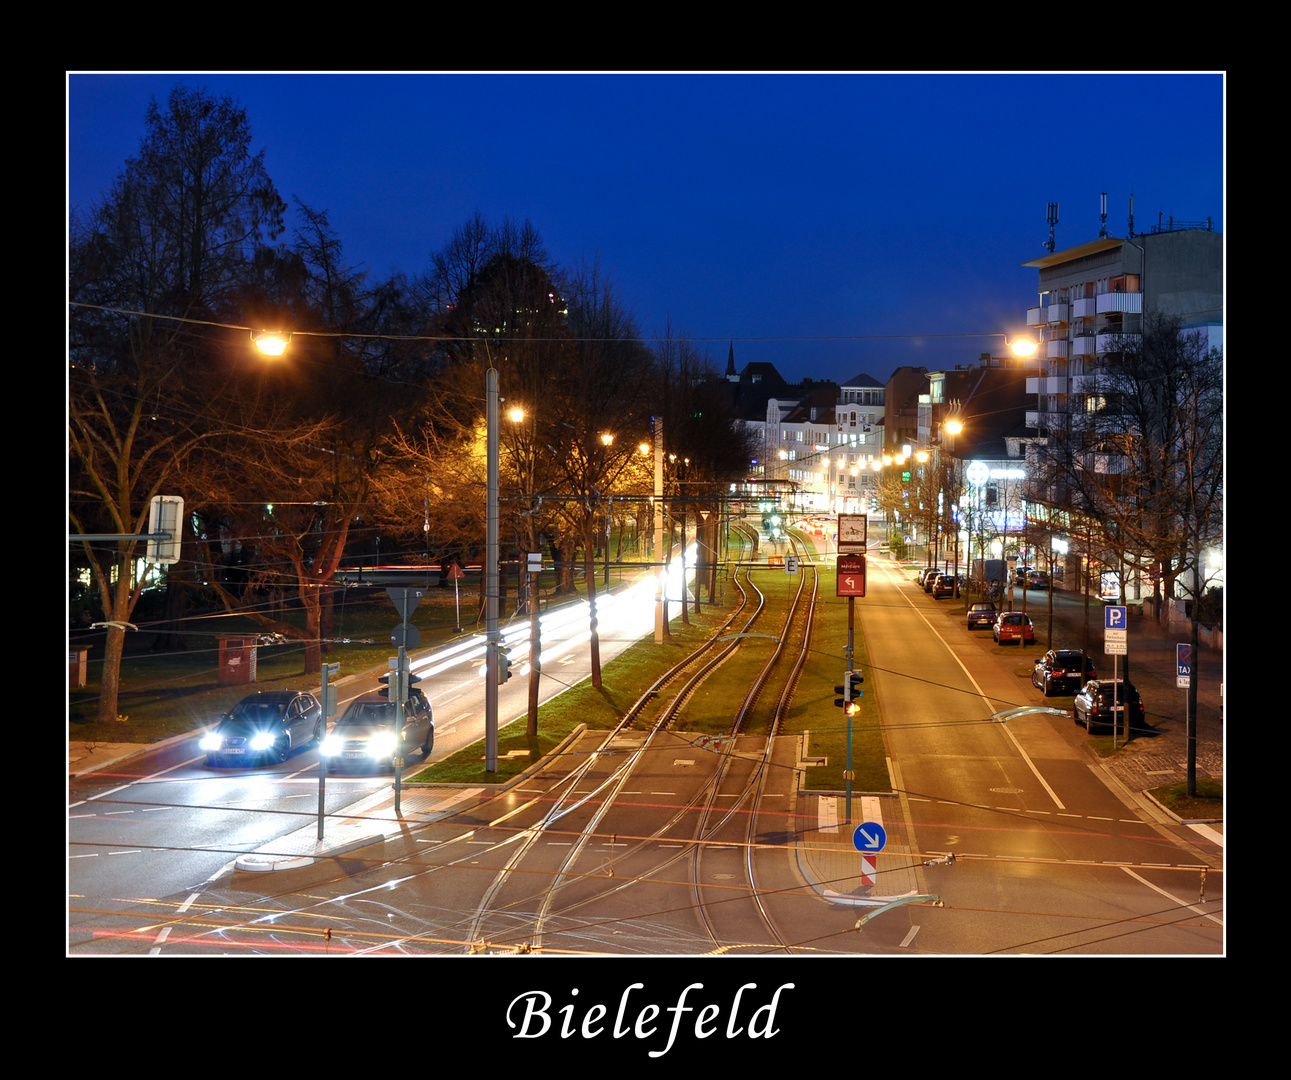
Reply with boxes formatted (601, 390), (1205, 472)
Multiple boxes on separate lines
(201, 690), (323, 766)
(320, 690), (434, 772)
(992, 611), (1034, 645)
(1025, 569), (1050, 590)
(920, 567), (943, 591)
(1073, 678), (1145, 734)
(966, 602), (998, 630)
(932, 573), (959, 599)
(1031, 649), (1097, 696)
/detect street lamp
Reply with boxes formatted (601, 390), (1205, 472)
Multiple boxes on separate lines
(252, 330), (290, 356)
(1007, 335), (1040, 359)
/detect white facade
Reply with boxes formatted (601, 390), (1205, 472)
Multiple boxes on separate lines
(753, 375), (887, 516)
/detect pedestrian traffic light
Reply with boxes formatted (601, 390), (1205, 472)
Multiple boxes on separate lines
(498, 644), (513, 684)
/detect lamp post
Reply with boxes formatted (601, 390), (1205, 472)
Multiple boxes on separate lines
(943, 414), (964, 586)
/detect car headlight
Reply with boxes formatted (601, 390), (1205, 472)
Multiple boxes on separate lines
(320, 734), (342, 757)
(199, 732), (222, 751)
(250, 732), (276, 751)
(366, 733), (398, 757)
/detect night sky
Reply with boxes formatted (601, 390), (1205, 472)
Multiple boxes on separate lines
(67, 72), (1224, 387)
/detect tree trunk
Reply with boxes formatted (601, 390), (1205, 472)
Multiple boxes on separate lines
(97, 625), (126, 724)
(94, 547), (137, 724)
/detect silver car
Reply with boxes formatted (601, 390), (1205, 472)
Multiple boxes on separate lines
(201, 690), (323, 766)
(321, 690), (434, 772)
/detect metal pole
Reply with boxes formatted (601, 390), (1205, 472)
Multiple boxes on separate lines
(316, 662), (338, 841)
(654, 416), (665, 643)
(394, 645), (405, 813)
(485, 368), (499, 772)
(845, 596), (855, 823)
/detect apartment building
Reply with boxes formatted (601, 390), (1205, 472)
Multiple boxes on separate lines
(1021, 222), (1223, 598)
(1022, 225), (1222, 438)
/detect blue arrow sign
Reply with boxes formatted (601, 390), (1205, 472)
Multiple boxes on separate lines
(852, 821), (887, 853)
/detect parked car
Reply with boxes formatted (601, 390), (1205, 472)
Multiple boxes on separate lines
(320, 689), (435, 772)
(966, 602), (998, 630)
(932, 573), (959, 599)
(201, 690), (323, 766)
(992, 611), (1034, 645)
(1025, 569), (1050, 590)
(1073, 678), (1145, 734)
(1031, 649), (1097, 696)
(1014, 565), (1034, 585)
(920, 566), (942, 591)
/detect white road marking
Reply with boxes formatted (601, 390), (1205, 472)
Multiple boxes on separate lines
(1121, 866), (1223, 925)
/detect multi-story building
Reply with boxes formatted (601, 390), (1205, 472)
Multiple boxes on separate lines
(913, 353), (1037, 575)
(1020, 221), (1223, 599)
(1022, 225), (1222, 440)
(737, 370), (887, 515)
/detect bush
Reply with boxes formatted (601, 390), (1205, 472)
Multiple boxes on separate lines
(1196, 585), (1223, 629)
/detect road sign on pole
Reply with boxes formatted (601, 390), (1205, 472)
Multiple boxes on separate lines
(853, 821), (887, 853)
(1104, 605), (1127, 655)
(837, 554), (866, 597)
(1177, 643), (1193, 688)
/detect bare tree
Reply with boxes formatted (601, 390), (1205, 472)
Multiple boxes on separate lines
(70, 84), (289, 720)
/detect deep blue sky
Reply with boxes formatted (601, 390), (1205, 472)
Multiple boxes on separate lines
(67, 73), (1224, 387)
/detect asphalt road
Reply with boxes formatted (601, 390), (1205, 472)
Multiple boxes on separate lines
(68, 549), (1222, 956)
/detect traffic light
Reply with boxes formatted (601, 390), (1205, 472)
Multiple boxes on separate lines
(498, 644), (513, 684)
(378, 655), (421, 703)
(833, 670), (865, 714)
(378, 657), (406, 702)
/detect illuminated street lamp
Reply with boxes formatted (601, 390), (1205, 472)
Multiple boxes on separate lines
(252, 330), (290, 356)
(1008, 335), (1040, 358)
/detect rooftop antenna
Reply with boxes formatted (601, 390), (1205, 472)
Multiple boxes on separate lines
(1045, 202), (1059, 253)
(1099, 192), (1108, 238)
(1127, 192), (1135, 238)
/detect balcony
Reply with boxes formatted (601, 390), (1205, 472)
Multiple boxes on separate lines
(1096, 291), (1142, 315)
(1026, 375), (1069, 396)
(1045, 302), (1070, 324)
(1071, 335), (1096, 357)
(1071, 297), (1097, 319)
(1097, 332), (1141, 355)
(1046, 339), (1069, 359)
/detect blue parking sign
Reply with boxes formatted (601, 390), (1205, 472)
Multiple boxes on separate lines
(1105, 606), (1127, 630)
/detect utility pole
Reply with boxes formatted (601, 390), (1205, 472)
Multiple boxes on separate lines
(654, 415), (666, 642)
(485, 367), (499, 772)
